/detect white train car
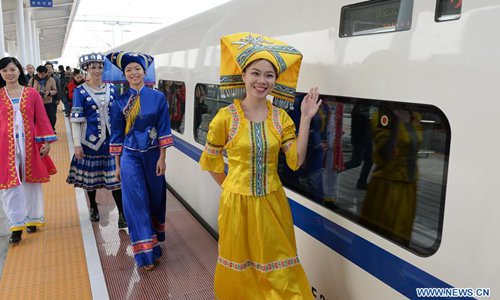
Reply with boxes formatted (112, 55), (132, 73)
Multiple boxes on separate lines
(108, 0), (500, 298)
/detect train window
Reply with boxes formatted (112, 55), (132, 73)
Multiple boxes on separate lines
(435, 0), (462, 22)
(158, 80), (186, 134)
(194, 83), (235, 146)
(277, 95), (450, 256)
(339, 0), (413, 37)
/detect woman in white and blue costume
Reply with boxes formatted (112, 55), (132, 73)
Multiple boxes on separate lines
(108, 51), (173, 270)
(66, 53), (126, 229)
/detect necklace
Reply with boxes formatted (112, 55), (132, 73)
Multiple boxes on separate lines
(88, 81), (105, 90)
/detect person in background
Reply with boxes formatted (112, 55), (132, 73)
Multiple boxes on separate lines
(30, 65), (57, 131)
(108, 51), (173, 270)
(25, 64), (35, 83)
(59, 65), (71, 117)
(66, 53), (126, 228)
(44, 62), (60, 132)
(343, 103), (373, 190)
(66, 68), (85, 114)
(199, 32), (320, 299)
(0, 57), (57, 244)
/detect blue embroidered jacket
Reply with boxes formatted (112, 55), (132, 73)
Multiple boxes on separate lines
(109, 86), (173, 155)
(70, 83), (117, 151)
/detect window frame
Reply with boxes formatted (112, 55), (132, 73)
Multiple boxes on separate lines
(339, 0), (414, 38)
(278, 94), (450, 256)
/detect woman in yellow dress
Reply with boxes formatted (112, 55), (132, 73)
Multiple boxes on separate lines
(360, 104), (423, 246)
(199, 32), (321, 299)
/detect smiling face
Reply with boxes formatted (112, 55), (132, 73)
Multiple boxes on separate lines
(87, 62), (103, 82)
(242, 59), (277, 100)
(124, 62), (145, 88)
(0, 62), (22, 85)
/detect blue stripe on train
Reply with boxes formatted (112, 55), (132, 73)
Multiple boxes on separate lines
(172, 137), (465, 300)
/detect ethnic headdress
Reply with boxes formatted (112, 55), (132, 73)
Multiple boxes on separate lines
(106, 51), (154, 72)
(79, 52), (105, 70)
(220, 32), (303, 109)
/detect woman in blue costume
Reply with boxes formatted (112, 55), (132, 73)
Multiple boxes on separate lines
(66, 53), (126, 229)
(108, 51), (173, 270)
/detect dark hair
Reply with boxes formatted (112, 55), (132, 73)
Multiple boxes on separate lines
(58, 65), (65, 71)
(0, 57), (28, 87)
(242, 59), (279, 77)
(72, 68), (81, 76)
(36, 65), (48, 73)
(44, 62), (54, 68)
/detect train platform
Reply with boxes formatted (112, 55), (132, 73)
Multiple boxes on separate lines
(0, 107), (217, 300)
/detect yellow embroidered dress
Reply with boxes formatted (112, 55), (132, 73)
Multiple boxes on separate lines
(199, 100), (312, 300)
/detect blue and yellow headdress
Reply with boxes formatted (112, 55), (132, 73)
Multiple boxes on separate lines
(103, 51), (156, 85)
(106, 51), (154, 72)
(220, 32), (303, 109)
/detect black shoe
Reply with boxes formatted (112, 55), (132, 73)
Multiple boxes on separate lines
(26, 226), (37, 233)
(9, 230), (22, 244)
(90, 207), (100, 222)
(118, 213), (127, 230)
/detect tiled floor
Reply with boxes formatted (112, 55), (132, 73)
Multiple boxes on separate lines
(92, 189), (217, 300)
(0, 106), (218, 299)
(0, 110), (92, 300)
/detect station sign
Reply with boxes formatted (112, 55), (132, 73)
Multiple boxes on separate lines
(30, 1), (53, 7)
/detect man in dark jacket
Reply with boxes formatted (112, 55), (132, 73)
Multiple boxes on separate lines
(45, 62), (61, 132)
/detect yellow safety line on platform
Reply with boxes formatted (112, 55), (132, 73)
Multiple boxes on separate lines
(0, 107), (92, 300)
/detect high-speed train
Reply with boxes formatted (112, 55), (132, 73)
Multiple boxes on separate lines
(106, 0), (499, 299)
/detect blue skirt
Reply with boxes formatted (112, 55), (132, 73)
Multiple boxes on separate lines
(66, 141), (121, 191)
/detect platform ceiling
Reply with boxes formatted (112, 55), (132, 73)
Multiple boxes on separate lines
(1, 0), (79, 60)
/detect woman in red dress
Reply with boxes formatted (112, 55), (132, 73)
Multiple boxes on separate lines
(0, 57), (57, 244)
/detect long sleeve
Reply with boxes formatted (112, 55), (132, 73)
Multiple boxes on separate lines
(48, 78), (57, 97)
(280, 110), (299, 171)
(33, 89), (57, 143)
(110, 99), (125, 156)
(199, 109), (228, 173)
(54, 76), (61, 100)
(157, 93), (174, 148)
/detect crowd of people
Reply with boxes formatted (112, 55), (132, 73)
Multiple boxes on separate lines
(0, 31), (420, 298)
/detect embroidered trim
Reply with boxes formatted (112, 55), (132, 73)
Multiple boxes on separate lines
(227, 104), (240, 144)
(35, 134), (57, 143)
(70, 106), (84, 119)
(237, 45), (301, 69)
(271, 106), (282, 135)
(109, 144), (123, 155)
(217, 255), (301, 273)
(131, 236), (159, 255)
(21, 89), (50, 184)
(0, 88), (18, 189)
(158, 135), (174, 147)
(204, 143), (223, 156)
(123, 93), (140, 135)
(250, 122), (267, 196)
